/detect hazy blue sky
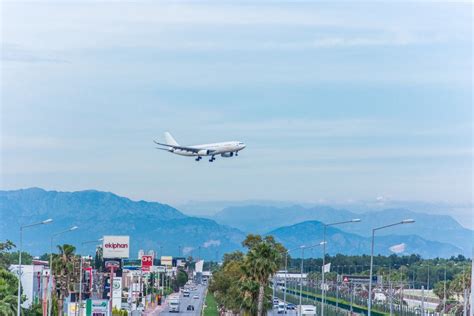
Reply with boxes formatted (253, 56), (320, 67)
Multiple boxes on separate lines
(1, 1), (472, 221)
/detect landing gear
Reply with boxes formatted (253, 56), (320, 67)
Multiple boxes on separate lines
(235, 152), (239, 156)
(195, 157), (202, 161)
(209, 155), (216, 162)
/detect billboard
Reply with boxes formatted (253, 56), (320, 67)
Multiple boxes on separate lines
(122, 259), (141, 270)
(112, 277), (122, 309)
(195, 260), (204, 273)
(152, 266), (166, 273)
(103, 236), (130, 259)
(141, 255), (153, 272)
(161, 256), (172, 267)
(86, 299), (109, 316)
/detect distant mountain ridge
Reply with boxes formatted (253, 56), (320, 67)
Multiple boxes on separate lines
(0, 188), (245, 258)
(268, 221), (463, 258)
(0, 188), (469, 259)
(213, 205), (472, 256)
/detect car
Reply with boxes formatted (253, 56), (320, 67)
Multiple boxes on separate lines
(187, 305), (195, 311)
(286, 303), (296, 310)
(193, 295), (199, 299)
(277, 302), (285, 314)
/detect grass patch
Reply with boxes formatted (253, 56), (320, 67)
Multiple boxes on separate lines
(203, 291), (218, 316)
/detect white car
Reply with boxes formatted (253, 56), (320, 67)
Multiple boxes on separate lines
(277, 302), (285, 314)
(298, 305), (316, 315)
(193, 295), (199, 299)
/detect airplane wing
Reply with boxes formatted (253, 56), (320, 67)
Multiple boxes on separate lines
(153, 140), (211, 154)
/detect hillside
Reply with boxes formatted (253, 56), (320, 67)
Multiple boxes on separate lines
(213, 205), (472, 256)
(268, 221), (463, 258)
(0, 188), (245, 258)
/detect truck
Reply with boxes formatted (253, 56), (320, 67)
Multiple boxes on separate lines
(169, 294), (180, 313)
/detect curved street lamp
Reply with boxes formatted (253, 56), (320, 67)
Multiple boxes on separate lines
(368, 219), (415, 316)
(48, 226), (78, 316)
(321, 218), (361, 316)
(77, 238), (103, 316)
(297, 242), (326, 314)
(17, 219), (53, 316)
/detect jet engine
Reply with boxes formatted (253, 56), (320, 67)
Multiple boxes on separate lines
(197, 149), (210, 156)
(221, 152), (234, 157)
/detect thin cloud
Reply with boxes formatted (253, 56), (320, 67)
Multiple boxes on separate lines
(2, 43), (69, 63)
(203, 240), (221, 248)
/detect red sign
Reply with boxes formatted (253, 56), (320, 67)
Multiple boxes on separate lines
(141, 255), (153, 272)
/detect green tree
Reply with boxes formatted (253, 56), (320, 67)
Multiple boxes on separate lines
(433, 280), (454, 302)
(209, 252), (246, 313)
(24, 302), (43, 316)
(243, 238), (282, 316)
(0, 267), (19, 316)
(52, 244), (80, 316)
(449, 265), (471, 297)
(176, 269), (188, 288)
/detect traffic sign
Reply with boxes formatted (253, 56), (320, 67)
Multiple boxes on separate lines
(341, 275), (377, 283)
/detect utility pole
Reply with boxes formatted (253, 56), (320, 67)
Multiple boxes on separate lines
(421, 286), (425, 316)
(443, 265), (447, 314)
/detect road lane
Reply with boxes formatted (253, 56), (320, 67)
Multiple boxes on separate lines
(159, 284), (207, 316)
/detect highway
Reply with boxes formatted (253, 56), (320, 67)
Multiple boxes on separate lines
(159, 284), (207, 316)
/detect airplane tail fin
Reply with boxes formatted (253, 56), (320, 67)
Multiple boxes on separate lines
(164, 132), (179, 146)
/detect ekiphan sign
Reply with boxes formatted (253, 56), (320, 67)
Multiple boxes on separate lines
(102, 236), (130, 259)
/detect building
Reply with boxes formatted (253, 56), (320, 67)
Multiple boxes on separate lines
(10, 260), (50, 308)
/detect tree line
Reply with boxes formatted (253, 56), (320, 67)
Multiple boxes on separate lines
(207, 235), (472, 316)
(0, 240), (81, 316)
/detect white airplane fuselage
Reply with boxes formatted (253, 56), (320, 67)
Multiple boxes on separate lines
(170, 141), (246, 157)
(154, 132), (246, 162)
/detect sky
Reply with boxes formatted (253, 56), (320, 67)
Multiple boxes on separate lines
(1, 1), (472, 225)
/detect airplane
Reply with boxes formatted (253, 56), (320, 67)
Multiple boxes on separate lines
(154, 132), (246, 162)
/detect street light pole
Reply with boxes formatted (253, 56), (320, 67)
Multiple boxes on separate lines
(284, 252), (288, 312)
(283, 246), (301, 314)
(78, 238), (102, 316)
(297, 242), (325, 315)
(443, 264), (447, 313)
(368, 219), (415, 316)
(299, 246), (304, 315)
(427, 265), (430, 290)
(48, 226), (78, 316)
(17, 219), (53, 316)
(321, 219), (360, 316)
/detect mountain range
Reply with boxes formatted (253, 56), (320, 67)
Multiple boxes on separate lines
(213, 205), (472, 255)
(0, 188), (470, 259)
(268, 221), (462, 258)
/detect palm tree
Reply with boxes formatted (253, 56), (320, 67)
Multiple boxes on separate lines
(244, 242), (281, 316)
(0, 268), (20, 316)
(238, 276), (259, 316)
(52, 244), (80, 316)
